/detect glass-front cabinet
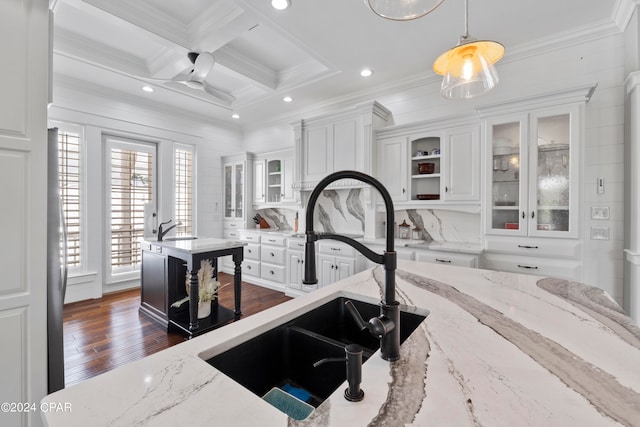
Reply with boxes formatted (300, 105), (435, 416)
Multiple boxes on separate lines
(223, 159), (246, 221)
(486, 105), (579, 238)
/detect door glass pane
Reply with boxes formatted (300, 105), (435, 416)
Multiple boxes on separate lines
(235, 163), (244, 218)
(535, 114), (570, 232)
(224, 165), (232, 217)
(491, 122), (521, 230)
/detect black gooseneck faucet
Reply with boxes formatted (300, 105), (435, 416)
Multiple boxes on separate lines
(303, 170), (400, 361)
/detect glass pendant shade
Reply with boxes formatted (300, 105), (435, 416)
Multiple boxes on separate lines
(365, 0), (445, 21)
(434, 39), (504, 99)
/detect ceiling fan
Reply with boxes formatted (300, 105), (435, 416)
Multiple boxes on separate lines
(150, 51), (236, 105)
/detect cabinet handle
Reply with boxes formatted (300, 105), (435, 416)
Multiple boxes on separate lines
(270, 252), (275, 257)
(531, 211), (535, 219)
(435, 258), (452, 263)
(297, 243), (304, 247)
(521, 211), (525, 219)
(330, 247), (341, 251)
(517, 264), (538, 270)
(230, 223), (236, 227)
(247, 249), (252, 253)
(402, 188), (406, 194)
(445, 186), (449, 192)
(517, 245), (539, 249)
(247, 265), (252, 270)
(268, 239), (276, 243)
(270, 270), (275, 275)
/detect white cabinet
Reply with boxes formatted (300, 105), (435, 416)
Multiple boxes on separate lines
(287, 239), (315, 294)
(415, 249), (478, 268)
(253, 159), (265, 204)
(483, 105), (581, 238)
(222, 153), (252, 224)
(443, 125), (480, 201)
(252, 149), (295, 206)
(377, 136), (408, 201)
(293, 101), (392, 189)
(260, 234), (287, 288)
(316, 241), (365, 288)
(375, 120), (480, 206)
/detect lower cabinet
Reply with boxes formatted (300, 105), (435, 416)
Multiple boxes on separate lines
(140, 248), (168, 324)
(482, 236), (582, 281)
(287, 239), (308, 293)
(317, 241), (365, 288)
(415, 250), (478, 268)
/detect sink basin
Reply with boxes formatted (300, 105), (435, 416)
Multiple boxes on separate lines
(163, 236), (198, 241)
(203, 296), (427, 416)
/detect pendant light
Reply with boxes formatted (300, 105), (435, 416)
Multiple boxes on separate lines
(433, 0), (504, 99)
(365, 0), (445, 21)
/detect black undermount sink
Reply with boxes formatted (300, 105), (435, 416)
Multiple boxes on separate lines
(204, 296), (427, 412)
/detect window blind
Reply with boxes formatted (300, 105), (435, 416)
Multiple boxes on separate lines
(175, 147), (193, 236)
(110, 147), (153, 269)
(58, 130), (81, 267)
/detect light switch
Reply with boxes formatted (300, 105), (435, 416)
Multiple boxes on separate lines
(590, 226), (610, 240)
(597, 177), (605, 194)
(591, 207), (610, 220)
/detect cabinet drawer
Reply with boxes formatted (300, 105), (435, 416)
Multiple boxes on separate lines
(244, 243), (260, 261)
(239, 231), (261, 243)
(223, 229), (239, 239)
(261, 264), (286, 283)
(262, 235), (287, 246)
(224, 221), (241, 230)
(416, 250), (477, 268)
(318, 241), (355, 256)
(482, 253), (581, 281)
(288, 239), (307, 251)
(485, 237), (581, 259)
(243, 259), (260, 277)
(261, 245), (287, 265)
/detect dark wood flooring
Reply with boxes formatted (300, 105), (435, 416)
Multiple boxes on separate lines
(63, 273), (292, 386)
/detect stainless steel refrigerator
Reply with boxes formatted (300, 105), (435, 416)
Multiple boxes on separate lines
(47, 127), (67, 393)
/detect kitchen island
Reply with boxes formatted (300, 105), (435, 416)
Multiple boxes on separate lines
(42, 260), (639, 426)
(140, 237), (246, 337)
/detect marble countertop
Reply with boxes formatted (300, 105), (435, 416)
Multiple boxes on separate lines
(41, 261), (640, 426)
(144, 237), (246, 254)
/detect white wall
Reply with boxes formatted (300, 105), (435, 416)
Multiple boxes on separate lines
(241, 32), (628, 306)
(49, 84), (243, 302)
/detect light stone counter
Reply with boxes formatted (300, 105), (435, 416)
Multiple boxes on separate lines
(42, 261), (640, 426)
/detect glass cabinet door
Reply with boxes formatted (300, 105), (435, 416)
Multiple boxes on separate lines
(234, 163), (244, 219)
(489, 118), (527, 234)
(530, 112), (573, 236)
(224, 164), (233, 218)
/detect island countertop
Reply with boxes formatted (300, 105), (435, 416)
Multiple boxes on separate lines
(41, 261), (640, 426)
(143, 237), (246, 255)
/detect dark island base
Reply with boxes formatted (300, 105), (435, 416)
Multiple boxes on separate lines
(168, 303), (240, 338)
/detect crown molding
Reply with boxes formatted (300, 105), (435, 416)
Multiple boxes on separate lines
(625, 70), (640, 93)
(613, 0), (640, 31)
(53, 74), (241, 132)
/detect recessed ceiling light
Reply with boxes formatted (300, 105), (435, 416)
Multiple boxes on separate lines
(271, 0), (291, 10)
(142, 86), (154, 93)
(232, 113), (240, 119)
(283, 96), (293, 102)
(360, 68), (373, 77)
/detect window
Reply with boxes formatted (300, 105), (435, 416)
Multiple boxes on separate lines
(108, 138), (156, 274)
(175, 145), (194, 236)
(56, 124), (83, 269)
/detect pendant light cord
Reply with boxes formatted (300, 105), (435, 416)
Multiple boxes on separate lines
(462, 0), (470, 41)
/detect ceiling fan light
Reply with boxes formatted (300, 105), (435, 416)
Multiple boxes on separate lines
(271, 0), (291, 10)
(433, 39), (504, 100)
(365, 0), (445, 21)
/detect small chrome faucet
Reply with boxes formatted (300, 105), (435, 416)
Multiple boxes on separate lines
(303, 170), (400, 361)
(157, 219), (182, 241)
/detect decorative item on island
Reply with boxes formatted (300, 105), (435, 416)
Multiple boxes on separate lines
(184, 259), (219, 319)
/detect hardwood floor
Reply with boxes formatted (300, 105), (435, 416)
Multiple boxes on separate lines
(63, 273), (292, 386)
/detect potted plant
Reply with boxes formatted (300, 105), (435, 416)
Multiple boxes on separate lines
(185, 259), (220, 319)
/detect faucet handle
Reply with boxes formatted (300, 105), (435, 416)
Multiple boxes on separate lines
(345, 300), (394, 339)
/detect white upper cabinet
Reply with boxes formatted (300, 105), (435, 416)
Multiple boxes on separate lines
(443, 124), (480, 201)
(222, 153), (253, 226)
(375, 119), (481, 208)
(480, 89), (591, 239)
(293, 101), (392, 190)
(377, 136), (408, 201)
(253, 158), (265, 204)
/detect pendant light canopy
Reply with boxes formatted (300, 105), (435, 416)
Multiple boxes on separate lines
(365, 0), (445, 21)
(433, 0), (504, 99)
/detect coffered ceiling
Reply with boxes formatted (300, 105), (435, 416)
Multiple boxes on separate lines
(51, 0), (620, 128)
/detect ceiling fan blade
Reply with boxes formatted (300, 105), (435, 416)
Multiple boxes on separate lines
(192, 52), (215, 80)
(202, 81), (236, 103)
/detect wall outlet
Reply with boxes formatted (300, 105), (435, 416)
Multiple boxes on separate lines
(590, 226), (610, 240)
(591, 206), (610, 220)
